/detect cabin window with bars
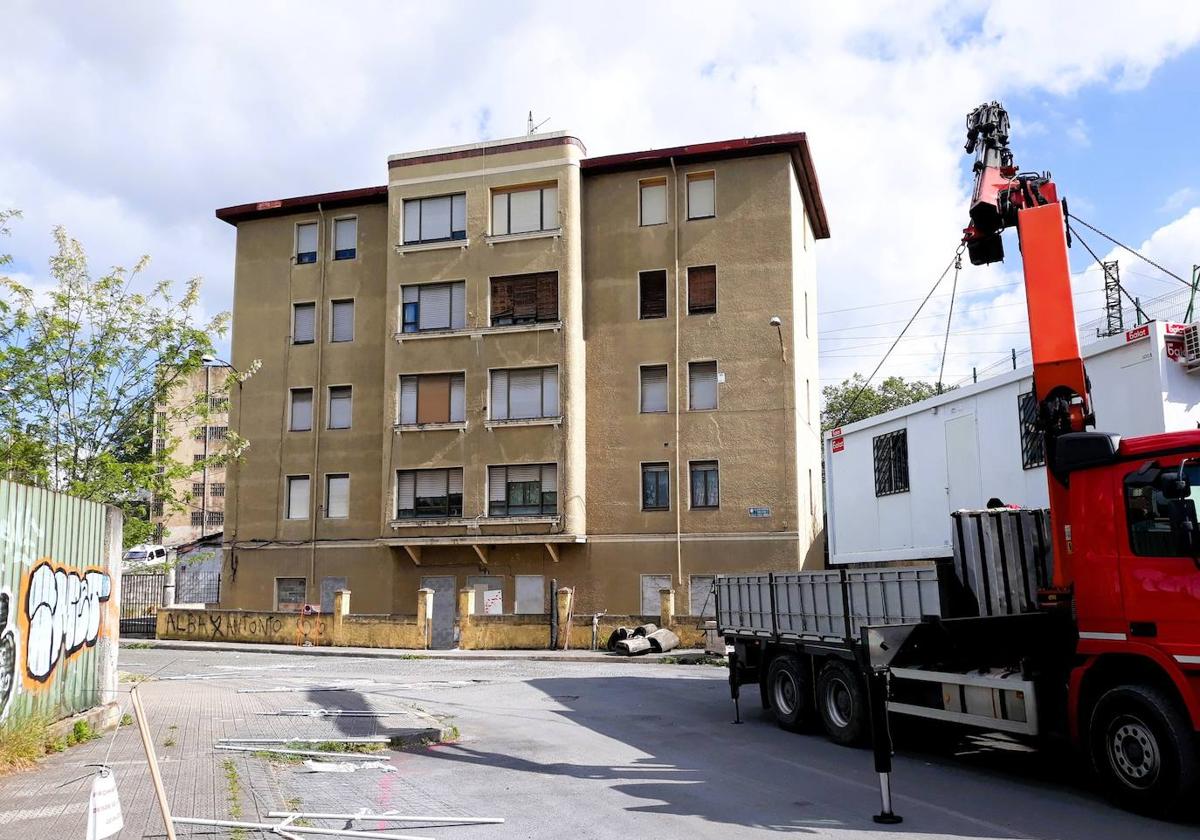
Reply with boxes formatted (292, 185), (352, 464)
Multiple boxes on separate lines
(191, 511), (203, 527)
(293, 302), (316, 344)
(330, 299), (354, 342)
(491, 183), (558, 235)
(873, 429), (909, 496)
(209, 395), (230, 412)
(401, 282), (466, 333)
(488, 464), (557, 517)
(208, 425), (228, 440)
(295, 222), (318, 264)
(640, 364), (668, 413)
(641, 463), (670, 511)
(690, 461), (719, 509)
(396, 468), (463, 519)
(687, 265), (716, 315)
(639, 270), (667, 319)
(332, 217), (357, 260)
(211, 483), (226, 498)
(1018, 391), (1046, 469)
(206, 511), (224, 527)
(639, 177), (667, 226)
(399, 373), (465, 425)
(490, 272), (558, 325)
(402, 193), (466, 244)
(192, 482), (205, 498)
(489, 367), (559, 421)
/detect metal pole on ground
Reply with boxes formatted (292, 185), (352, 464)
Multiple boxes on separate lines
(130, 685), (178, 840)
(866, 668), (902, 824)
(548, 577), (558, 649)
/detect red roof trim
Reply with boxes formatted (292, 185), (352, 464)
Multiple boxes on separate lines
(581, 132), (830, 239)
(215, 185), (387, 225)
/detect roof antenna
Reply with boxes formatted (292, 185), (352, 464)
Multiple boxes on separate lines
(527, 110), (551, 135)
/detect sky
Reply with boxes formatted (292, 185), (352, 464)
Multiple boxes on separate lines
(3, 0), (1200, 391)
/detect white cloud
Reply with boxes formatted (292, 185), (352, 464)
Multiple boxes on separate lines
(2, 0), (1200, 382)
(1159, 186), (1198, 214)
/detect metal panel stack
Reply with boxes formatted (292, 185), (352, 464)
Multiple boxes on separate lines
(950, 508), (1052, 617)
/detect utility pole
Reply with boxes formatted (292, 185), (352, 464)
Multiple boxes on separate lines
(1097, 260), (1123, 337)
(1186, 265), (1200, 324)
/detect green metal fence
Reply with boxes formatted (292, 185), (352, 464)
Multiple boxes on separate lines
(0, 479), (122, 725)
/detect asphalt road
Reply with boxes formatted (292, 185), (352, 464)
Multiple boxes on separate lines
(7, 647), (1198, 839)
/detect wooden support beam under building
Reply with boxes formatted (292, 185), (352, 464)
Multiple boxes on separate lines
(471, 544), (489, 566)
(544, 542), (560, 563)
(402, 544), (421, 565)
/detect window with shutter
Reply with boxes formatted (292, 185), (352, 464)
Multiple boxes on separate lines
(487, 464), (557, 517)
(449, 373), (466, 422)
(688, 361), (718, 411)
(508, 369), (542, 419)
(296, 222), (318, 263)
(402, 282), (464, 333)
(489, 367), (558, 420)
(396, 468), (463, 518)
(640, 365), (668, 413)
(333, 217), (357, 260)
(639, 177), (667, 226)
(290, 389), (313, 431)
(639, 270), (667, 319)
(535, 273), (558, 321)
(690, 461), (719, 509)
(293, 303), (316, 344)
(399, 376), (417, 424)
(687, 265), (717, 314)
(419, 284), (451, 331)
(416, 374), (450, 424)
(402, 193), (467, 244)
(325, 474), (349, 518)
(687, 171), (715, 219)
(330, 299), (354, 342)
(491, 184), (559, 235)
(286, 475), (310, 520)
(400, 373), (464, 425)
(641, 463), (670, 511)
(328, 386), (352, 429)
(490, 273), (557, 325)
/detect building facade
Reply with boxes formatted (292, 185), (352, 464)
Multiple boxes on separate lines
(216, 131), (828, 629)
(151, 365), (232, 546)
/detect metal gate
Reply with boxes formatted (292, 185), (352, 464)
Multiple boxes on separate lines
(120, 572), (166, 638)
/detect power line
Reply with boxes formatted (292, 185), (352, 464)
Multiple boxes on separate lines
(1070, 215), (1191, 287)
(1067, 223), (1149, 324)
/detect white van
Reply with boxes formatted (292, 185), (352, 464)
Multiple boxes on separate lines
(123, 544), (168, 568)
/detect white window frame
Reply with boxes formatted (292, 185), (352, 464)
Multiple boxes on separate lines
(687, 359), (719, 412)
(487, 365), (560, 422)
(331, 215), (358, 261)
(294, 220), (319, 264)
(327, 384), (352, 430)
(329, 297), (355, 343)
(639, 363), (669, 414)
(397, 371), (467, 426)
(686, 170), (716, 220)
(400, 280), (467, 333)
(485, 462), (559, 519)
(395, 467), (464, 519)
(288, 387), (314, 432)
(324, 472), (350, 519)
(285, 475), (310, 520)
(638, 176), (668, 227)
(490, 181), (560, 236)
(292, 300), (317, 345)
(402, 192), (467, 245)
(688, 458), (721, 510)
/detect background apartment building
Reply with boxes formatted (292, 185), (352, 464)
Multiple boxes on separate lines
(151, 364), (232, 545)
(215, 131), (828, 637)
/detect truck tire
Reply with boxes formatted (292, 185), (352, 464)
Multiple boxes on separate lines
(1088, 684), (1199, 817)
(767, 655), (809, 731)
(816, 660), (868, 746)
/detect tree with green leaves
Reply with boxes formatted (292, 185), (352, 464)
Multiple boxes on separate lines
(820, 373), (945, 432)
(0, 210), (246, 547)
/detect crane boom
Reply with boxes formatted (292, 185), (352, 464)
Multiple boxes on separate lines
(961, 101), (1092, 588)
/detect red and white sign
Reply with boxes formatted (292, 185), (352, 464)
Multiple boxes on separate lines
(831, 436), (845, 453)
(1164, 322), (1188, 335)
(829, 427), (843, 438)
(1125, 325), (1150, 343)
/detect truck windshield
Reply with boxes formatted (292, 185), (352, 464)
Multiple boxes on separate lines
(1125, 463), (1200, 557)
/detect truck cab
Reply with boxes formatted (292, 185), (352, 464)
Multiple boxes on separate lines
(1057, 430), (1200, 808)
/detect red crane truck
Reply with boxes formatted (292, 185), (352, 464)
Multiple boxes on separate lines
(717, 102), (1200, 816)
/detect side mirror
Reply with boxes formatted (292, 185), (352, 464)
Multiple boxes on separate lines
(1160, 470), (1190, 500)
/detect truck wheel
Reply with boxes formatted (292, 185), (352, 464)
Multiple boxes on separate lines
(767, 656), (809, 731)
(1088, 684), (1199, 816)
(817, 660), (868, 746)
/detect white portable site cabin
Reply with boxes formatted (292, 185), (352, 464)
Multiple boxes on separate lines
(824, 320), (1200, 565)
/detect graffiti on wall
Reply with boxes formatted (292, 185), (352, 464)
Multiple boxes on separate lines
(19, 561), (113, 686)
(0, 590), (15, 721)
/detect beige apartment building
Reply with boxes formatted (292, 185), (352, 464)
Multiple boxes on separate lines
(151, 365), (232, 546)
(215, 130), (828, 638)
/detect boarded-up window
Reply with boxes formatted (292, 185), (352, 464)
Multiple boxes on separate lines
(515, 575), (546, 614)
(639, 270), (667, 319)
(640, 177), (667, 226)
(399, 373), (465, 425)
(396, 468), (463, 519)
(330, 299), (354, 342)
(293, 302), (315, 344)
(328, 386), (352, 429)
(290, 388), (313, 431)
(490, 272), (557, 325)
(490, 367), (558, 420)
(687, 265), (716, 314)
(688, 361), (718, 410)
(687, 171), (715, 219)
(286, 476), (310, 520)
(640, 365), (668, 413)
(276, 577), (307, 611)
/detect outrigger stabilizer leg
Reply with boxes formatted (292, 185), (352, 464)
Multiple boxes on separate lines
(728, 647), (743, 725)
(867, 668), (902, 824)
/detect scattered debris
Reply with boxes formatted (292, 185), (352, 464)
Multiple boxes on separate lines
(633, 623), (658, 637)
(267, 810), (504, 826)
(605, 627), (630, 651)
(646, 628), (680, 653)
(265, 709), (411, 718)
(615, 636), (652, 656)
(218, 737), (389, 746)
(173, 816), (433, 839)
(300, 759), (395, 773)
(216, 745), (388, 760)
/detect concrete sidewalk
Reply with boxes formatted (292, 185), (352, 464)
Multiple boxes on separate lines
(125, 637), (718, 663)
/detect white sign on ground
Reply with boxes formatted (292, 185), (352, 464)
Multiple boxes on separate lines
(86, 771), (123, 840)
